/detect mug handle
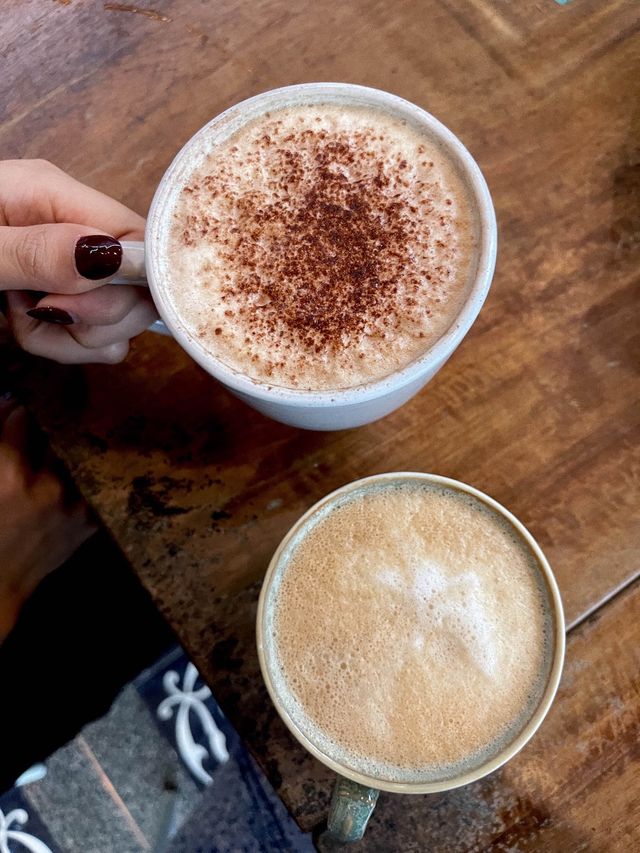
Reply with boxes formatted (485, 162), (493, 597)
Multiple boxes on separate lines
(327, 776), (379, 842)
(110, 240), (171, 336)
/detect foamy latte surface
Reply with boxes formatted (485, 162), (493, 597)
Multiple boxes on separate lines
(265, 481), (553, 783)
(164, 103), (477, 390)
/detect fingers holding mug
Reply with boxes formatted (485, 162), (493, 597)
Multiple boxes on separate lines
(4, 239), (158, 361)
(5, 290), (131, 365)
(26, 283), (158, 338)
(0, 224), (124, 294)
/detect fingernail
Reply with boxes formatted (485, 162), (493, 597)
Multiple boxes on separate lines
(27, 307), (75, 325)
(75, 235), (122, 280)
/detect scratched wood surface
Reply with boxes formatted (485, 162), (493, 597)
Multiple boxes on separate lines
(2, 0), (639, 845)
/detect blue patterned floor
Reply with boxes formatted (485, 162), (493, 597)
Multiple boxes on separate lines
(0, 646), (314, 852)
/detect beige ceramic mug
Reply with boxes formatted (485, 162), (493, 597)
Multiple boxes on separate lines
(256, 472), (565, 842)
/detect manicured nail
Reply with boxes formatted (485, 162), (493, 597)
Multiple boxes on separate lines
(27, 307), (75, 325)
(75, 235), (122, 280)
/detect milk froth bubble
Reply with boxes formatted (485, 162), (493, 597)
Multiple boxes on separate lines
(163, 102), (478, 391)
(264, 480), (554, 784)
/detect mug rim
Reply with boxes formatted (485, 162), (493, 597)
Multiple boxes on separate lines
(256, 472), (565, 794)
(145, 83), (497, 408)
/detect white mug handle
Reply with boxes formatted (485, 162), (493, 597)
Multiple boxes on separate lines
(110, 240), (171, 336)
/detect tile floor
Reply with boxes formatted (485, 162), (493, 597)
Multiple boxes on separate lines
(0, 646), (315, 852)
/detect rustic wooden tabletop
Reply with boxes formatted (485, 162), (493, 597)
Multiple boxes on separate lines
(3, 0), (639, 849)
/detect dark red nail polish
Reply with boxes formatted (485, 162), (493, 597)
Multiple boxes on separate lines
(75, 235), (122, 280)
(27, 307), (75, 325)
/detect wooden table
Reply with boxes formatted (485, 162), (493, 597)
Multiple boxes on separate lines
(4, 0), (639, 848)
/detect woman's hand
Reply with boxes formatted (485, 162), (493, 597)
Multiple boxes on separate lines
(0, 393), (96, 641)
(0, 159), (157, 364)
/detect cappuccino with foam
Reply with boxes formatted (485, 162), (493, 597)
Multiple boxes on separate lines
(262, 478), (555, 784)
(163, 102), (478, 391)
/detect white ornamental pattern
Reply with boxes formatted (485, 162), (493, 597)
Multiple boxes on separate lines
(0, 808), (52, 853)
(158, 663), (229, 785)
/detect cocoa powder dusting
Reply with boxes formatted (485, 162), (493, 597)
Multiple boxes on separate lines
(235, 156), (409, 349)
(169, 106), (473, 389)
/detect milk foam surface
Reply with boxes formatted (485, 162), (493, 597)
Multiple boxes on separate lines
(266, 482), (553, 783)
(164, 103), (477, 390)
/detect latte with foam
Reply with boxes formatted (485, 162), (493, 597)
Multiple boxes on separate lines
(263, 479), (554, 784)
(163, 103), (478, 391)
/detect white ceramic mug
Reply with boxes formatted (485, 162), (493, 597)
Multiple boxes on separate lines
(257, 472), (565, 842)
(115, 84), (497, 430)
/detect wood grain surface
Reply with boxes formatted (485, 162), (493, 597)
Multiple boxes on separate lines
(2, 0), (639, 846)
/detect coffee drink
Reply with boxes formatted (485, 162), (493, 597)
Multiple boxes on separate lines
(163, 102), (478, 391)
(263, 479), (554, 784)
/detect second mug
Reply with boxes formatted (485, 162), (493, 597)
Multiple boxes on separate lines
(257, 472), (565, 842)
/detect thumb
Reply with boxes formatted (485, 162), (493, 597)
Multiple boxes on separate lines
(0, 225), (123, 294)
